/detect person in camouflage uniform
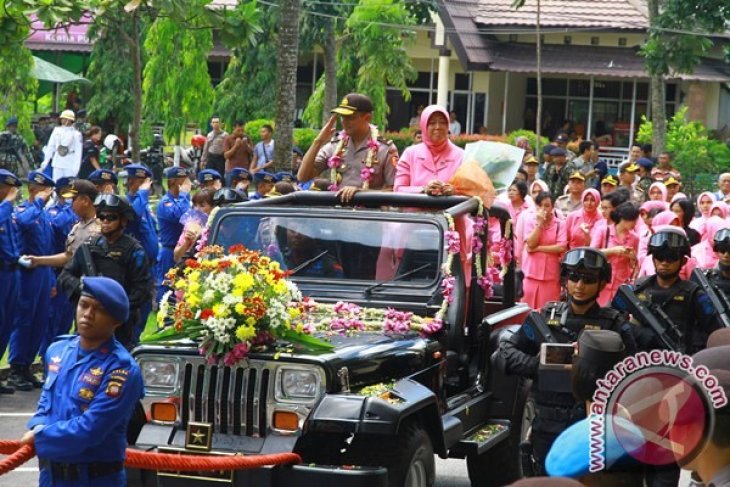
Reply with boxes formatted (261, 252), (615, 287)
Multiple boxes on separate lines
(0, 117), (33, 177)
(73, 109), (91, 138)
(544, 147), (575, 200)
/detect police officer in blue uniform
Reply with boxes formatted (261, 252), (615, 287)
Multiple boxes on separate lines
(88, 169), (118, 194)
(229, 167), (252, 193)
(45, 177), (80, 356)
(156, 167), (192, 301)
(251, 171), (275, 200)
(0, 169), (21, 394)
(197, 168), (223, 191)
(21, 276), (144, 487)
(8, 171), (57, 391)
(123, 164), (159, 340)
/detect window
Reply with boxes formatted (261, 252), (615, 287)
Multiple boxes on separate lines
(455, 73), (470, 90)
(569, 80), (591, 97)
(410, 72), (432, 90)
(593, 80), (621, 98)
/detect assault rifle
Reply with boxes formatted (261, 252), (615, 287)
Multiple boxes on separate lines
(614, 284), (683, 351)
(523, 310), (557, 345)
(79, 243), (97, 278)
(691, 268), (730, 328)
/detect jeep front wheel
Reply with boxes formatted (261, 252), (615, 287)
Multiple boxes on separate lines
(345, 420), (435, 487)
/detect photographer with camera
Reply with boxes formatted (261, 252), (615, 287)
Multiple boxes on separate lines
(223, 120), (253, 187)
(494, 248), (636, 475)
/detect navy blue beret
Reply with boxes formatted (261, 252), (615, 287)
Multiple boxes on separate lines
(254, 171), (275, 184)
(125, 163), (153, 179)
(229, 167), (252, 181)
(27, 171), (55, 187)
(56, 176), (77, 190)
(164, 166), (188, 179)
(0, 169), (21, 187)
(637, 157), (654, 170)
(550, 147), (568, 157)
(81, 276), (130, 323)
(5, 116), (18, 127)
(89, 169), (118, 185)
(198, 169), (222, 183)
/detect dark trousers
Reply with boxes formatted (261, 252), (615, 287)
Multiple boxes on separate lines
(206, 153), (225, 176)
(531, 403), (586, 475)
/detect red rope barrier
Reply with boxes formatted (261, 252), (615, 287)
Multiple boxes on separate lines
(0, 440), (301, 475)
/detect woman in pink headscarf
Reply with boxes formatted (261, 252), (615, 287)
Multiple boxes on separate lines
(565, 188), (602, 249)
(636, 200), (669, 263)
(395, 105), (464, 194)
(693, 216), (729, 270)
(647, 182), (668, 202)
(710, 201), (729, 220)
(690, 191), (715, 237)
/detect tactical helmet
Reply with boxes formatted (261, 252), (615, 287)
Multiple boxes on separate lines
(648, 227), (690, 258)
(93, 194), (136, 221)
(561, 247), (612, 283)
(714, 228), (730, 253)
(213, 188), (247, 206)
(191, 134), (207, 148)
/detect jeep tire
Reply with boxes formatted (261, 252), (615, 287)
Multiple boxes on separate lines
(345, 420), (435, 487)
(467, 378), (532, 486)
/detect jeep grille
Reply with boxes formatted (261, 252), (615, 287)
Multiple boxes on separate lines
(181, 360), (271, 436)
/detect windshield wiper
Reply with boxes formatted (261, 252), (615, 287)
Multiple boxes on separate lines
(289, 250), (329, 276)
(363, 263), (433, 295)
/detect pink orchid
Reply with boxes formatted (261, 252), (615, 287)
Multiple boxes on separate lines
(472, 235), (484, 254)
(360, 167), (374, 181)
(441, 276), (456, 303)
(327, 155), (342, 169)
(477, 275), (494, 299)
(328, 184), (339, 191)
(445, 231), (461, 254)
(421, 318), (443, 336)
(473, 216), (487, 234)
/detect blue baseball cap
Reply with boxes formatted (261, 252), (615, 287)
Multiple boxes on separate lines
(550, 147), (568, 157)
(0, 169), (21, 187)
(229, 167), (252, 182)
(80, 276), (130, 324)
(198, 169), (222, 184)
(56, 176), (76, 190)
(88, 169), (118, 185)
(637, 157), (654, 170)
(164, 166), (188, 179)
(5, 116), (18, 127)
(125, 164), (153, 179)
(27, 171), (55, 187)
(275, 171), (295, 183)
(254, 171), (275, 184)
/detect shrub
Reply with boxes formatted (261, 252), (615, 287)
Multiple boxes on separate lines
(506, 129), (549, 153)
(293, 128), (318, 154)
(244, 119), (275, 145)
(383, 130), (507, 154)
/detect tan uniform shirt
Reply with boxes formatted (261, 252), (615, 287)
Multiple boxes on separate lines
(555, 195), (582, 217)
(313, 136), (398, 189)
(65, 217), (101, 257)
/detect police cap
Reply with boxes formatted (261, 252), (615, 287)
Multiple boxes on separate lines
(637, 157), (654, 170)
(601, 175), (618, 186)
(253, 171), (275, 184)
(94, 194), (136, 221)
(56, 177), (76, 191)
(331, 93), (373, 116)
(89, 169), (118, 185)
(577, 329), (625, 366)
(62, 180), (99, 201)
(0, 169), (21, 187)
(81, 276), (130, 324)
(125, 163), (152, 179)
(561, 247), (612, 283)
(648, 227), (690, 258)
(197, 169), (222, 184)
(550, 147), (567, 157)
(27, 171), (55, 187)
(229, 167), (252, 182)
(292, 146), (304, 157)
(275, 171), (295, 183)
(164, 166), (188, 179)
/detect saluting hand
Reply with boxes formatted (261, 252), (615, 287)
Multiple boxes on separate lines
(315, 115), (338, 146)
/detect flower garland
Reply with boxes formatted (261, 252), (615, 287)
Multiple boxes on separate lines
(471, 197), (497, 298)
(327, 124), (380, 191)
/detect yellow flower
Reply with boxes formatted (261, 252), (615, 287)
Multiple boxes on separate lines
(288, 308), (301, 320)
(234, 303), (246, 315)
(187, 294), (201, 308)
(175, 280), (187, 289)
(233, 273), (254, 291)
(189, 271), (201, 282)
(235, 325), (256, 342)
(213, 303), (229, 317)
(189, 281), (201, 293)
(273, 281), (287, 295)
(231, 287), (244, 297)
(246, 316), (256, 327)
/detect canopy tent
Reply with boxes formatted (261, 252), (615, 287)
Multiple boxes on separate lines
(32, 56), (89, 84)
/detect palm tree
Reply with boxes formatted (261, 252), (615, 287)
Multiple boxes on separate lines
(273, 0), (301, 172)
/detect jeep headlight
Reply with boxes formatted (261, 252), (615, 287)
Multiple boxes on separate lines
(139, 357), (180, 396)
(276, 366), (323, 402)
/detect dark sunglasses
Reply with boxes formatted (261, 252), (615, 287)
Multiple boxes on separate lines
(566, 272), (599, 285)
(97, 213), (120, 222)
(653, 253), (682, 263)
(714, 245), (730, 254)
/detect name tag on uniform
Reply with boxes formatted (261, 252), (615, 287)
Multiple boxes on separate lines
(673, 295), (685, 301)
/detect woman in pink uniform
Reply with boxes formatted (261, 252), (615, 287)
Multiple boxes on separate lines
(521, 191), (567, 309)
(690, 191), (716, 237)
(499, 181), (533, 223)
(395, 105), (463, 194)
(591, 202), (640, 306)
(693, 216), (729, 270)
(564, 188), (602, 249)
(647, 182), (668, 202)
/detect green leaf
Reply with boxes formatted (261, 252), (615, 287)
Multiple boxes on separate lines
(277, 328), (335, 352)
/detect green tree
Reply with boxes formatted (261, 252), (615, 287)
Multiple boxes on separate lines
(273, 0), (301, 171)
(142, 11), (214, 145)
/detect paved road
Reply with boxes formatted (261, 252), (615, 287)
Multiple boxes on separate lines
(0, 389), (470, 487)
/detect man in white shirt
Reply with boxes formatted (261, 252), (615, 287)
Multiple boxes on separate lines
(41, 110), (82, 181)
(448, 111), (461, 137)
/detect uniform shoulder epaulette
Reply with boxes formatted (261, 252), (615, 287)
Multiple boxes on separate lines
(676, 279), (700, 293)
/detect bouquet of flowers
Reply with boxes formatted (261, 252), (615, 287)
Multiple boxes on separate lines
(150, 245), (334, 366)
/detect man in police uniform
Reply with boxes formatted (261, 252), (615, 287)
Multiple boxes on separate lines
(156, 167), (192, 301)
(0, 169), (22, 394)
(619, 228), (718, 354)
(0, 116), (33, 177)
(251, 170), (276, 200)
(229, 167), (252, 193)
(617, 162), (644, 203)
(704, 228), (730, 305)
(88, 168), (117, 194)
(197, 168), (223, 191)
(57, 194), (153, 349)
(555, 171), (585, 216)
(7, 171), (57, 391)
(494, 247), (636, 475)
(21, 276), (144, 487)
(297, 93), (398, 203)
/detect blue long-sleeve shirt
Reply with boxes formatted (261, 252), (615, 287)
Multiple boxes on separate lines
(156, 191), (190, 248)
(0, 200), (19, 262)
(125, 190), (159, 263)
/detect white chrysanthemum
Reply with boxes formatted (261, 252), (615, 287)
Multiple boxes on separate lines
(222, 294), (239, 306)
(202, 290), (216, 304)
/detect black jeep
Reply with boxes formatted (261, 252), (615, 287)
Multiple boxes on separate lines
(128, 192), (531, 487)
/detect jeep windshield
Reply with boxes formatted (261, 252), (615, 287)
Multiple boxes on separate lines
(211, 212), (443, 286)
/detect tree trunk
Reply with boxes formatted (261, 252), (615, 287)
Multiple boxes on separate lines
(647, 0), (665, 154)
(129, 12), (143, 162)
(535, 0), (542, 156)
(273, 0), (300, 172)
(322, 18), (338, 125)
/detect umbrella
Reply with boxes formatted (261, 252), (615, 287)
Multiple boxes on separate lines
(31, 56), (89, 84)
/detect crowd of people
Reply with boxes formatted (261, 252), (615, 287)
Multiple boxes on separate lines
(3, 92), (730, 485)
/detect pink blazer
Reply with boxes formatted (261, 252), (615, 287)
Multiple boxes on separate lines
(395, 143), (464, 193)
(521, 215), (567, 281)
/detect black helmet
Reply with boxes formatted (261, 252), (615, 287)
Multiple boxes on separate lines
(714, 228), (730, 253)
(213, 188), (247, 206)
(561, 247), (612, 283)
(648, 228), (690, 258)
(93, 194), (136, 221)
